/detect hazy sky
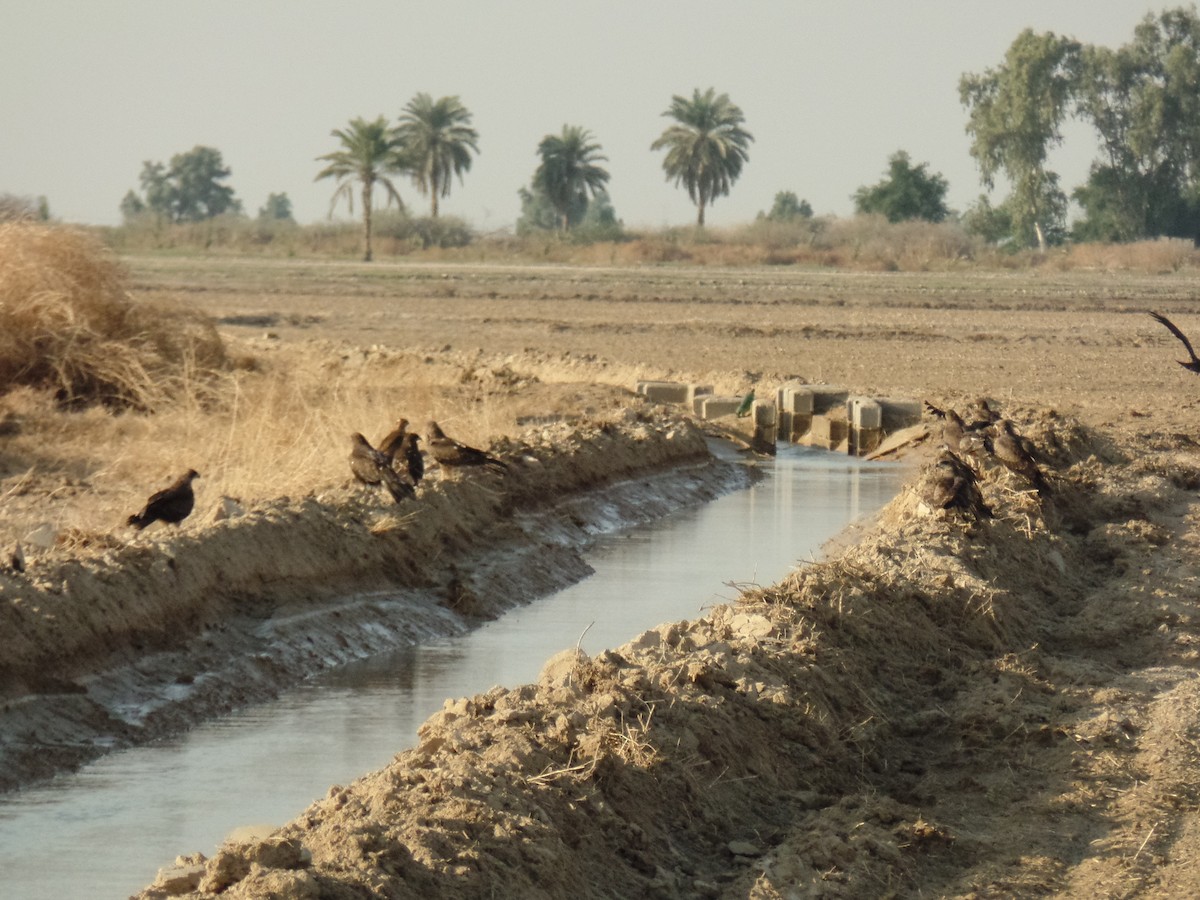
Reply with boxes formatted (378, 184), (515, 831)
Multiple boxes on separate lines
(0, 1), (1168, 230)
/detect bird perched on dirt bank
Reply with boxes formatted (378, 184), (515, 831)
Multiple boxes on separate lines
(991, 419), (1049, 495)
(1148, 311), (1200, 374)
(735, 389), (755, 418)
(397, 431), (424, 485)
(924, 448), (992, 519)
(426, 421), (508, 479)
(924, 402), (967, 452)
(378, 418), (409, 462)
(128, 470), (200, 530)
(348, 433), (415, 503)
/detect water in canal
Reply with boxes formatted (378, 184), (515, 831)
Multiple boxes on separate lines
(0, 444), (905, 899)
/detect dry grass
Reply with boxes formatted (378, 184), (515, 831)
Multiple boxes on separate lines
(0, 223), (227, 409)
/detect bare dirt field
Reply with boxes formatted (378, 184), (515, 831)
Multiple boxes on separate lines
(7, 253), (1200, 897)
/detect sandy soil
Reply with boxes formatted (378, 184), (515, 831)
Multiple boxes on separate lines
(6, 256), (1200, 897)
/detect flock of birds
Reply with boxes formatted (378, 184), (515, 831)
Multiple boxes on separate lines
(125, 420), (508, 531)
(922, 309), (1200, 520)
(122, 309), (1199, 534)
(921, 397), (1048, 520)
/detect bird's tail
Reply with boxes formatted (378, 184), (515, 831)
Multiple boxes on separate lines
(483, 456), (509, 473)
(127, 512), (151, 530)
(382, 469), (416, 504)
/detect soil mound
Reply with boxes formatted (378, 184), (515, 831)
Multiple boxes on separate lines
(134, 409), (1200, 898)
(0, 411), (750, 790)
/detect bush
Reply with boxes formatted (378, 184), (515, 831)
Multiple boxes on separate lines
(0, 224), (227, 408)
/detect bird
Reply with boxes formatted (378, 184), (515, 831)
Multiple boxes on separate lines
(735, 389), (755, 418)
(348, 433), (414, 503)
(924, 402), (967, 452)
(426, 421), (508, 478)
(925, 448), (992, 519)
(397, 431), (424, 485)
(128, 469), (201, 530)
(990, 419), (1049, 495)
(8, 542), (24, 573)
(1148, 311), (1200, 374)
(377, 418), (409, 462)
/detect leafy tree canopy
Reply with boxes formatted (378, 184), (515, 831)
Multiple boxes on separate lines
(960, 29), (1080, 249)
(852, 151), (950, 223)
(395, 93), (479, 218)
(135, 146), (242, 223)
(258, 192), (294, 222)
(517, 183), (620, 238)
(760, 191), (813, 221)
(532, 125), (610, 232)
(651, 87), (753, 227)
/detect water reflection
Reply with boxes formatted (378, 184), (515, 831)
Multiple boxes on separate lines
(0, 445), (904, 900)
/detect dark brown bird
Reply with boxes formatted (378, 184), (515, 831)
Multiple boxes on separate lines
(925, 448), (991, 519)
(348, 433), (414, 503)
(426, 421), (508, 478)
(397, 431), (424, 485)
(128, 469), (200, 530)
(1149, 311), (1200, 374)
(991, 419), (1049, 495)
(377, 418), (409, 462)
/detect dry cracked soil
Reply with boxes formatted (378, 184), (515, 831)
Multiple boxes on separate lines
(6, 257), (1200, 898)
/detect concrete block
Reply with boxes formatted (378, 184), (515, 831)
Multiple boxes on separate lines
(783, 386), (815, 415)
(790, 413), (813, 439)
(878, 398), (924, 431)
(808, 385), (849, 414)
(807, 415), (849, 449)
(777, 410), (793, 441)
(698, 396), (743, 420)
(752, 423), (777, 455)
(752, 399), (776, 427)
(848, 397), (883, 429)
(636, 381), (689, 403)
(686, 384), (714, 405)
(850, 426), (883, 456)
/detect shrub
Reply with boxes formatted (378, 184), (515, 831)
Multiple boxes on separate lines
(0, 224), (227, 408)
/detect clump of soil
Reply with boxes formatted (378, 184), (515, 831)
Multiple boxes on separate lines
(133, 409), (1200, 899)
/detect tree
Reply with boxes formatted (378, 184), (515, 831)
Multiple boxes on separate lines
(119, 189), (146, 223)
(257, 192), (294, 222)
(1073, 7), (1200, 242)
(761, 191), (813, 221)
(651, 87), (753, 227)
(960, 30), (1080, 250)
(394, 94), (479, 218)
(134, 146), (242, 223)
(852, 151), (950, 223)
(315, 115), (406, 261)
(0, 193), (50, 222)
(517, 183), (620, 237)
(532, 125), (610, 232)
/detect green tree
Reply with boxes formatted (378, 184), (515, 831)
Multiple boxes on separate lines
(960, 30), (1080, 250)
(1073, 7), (1200, 242)
(532, 125), (610, 232)
(517, 183), (620, 238)
(119, 189), (146, 222)
(315, 115), (407, 261)
(852, 151), (950, 222)
(395, 93), (479, 219)
(761, 191), (813, 221)
(651, 87), (753, 227)
(257, 192), (294, 222)
(135, 146), (242, 223)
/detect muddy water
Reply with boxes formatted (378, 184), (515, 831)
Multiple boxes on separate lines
(0, 446), (904, 900)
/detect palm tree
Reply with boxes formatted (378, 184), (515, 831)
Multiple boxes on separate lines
(394, 94), (479, 219)
(533, 125), (610, 231)
(651, 87), (754, 227)
(315, 116), (406, 261)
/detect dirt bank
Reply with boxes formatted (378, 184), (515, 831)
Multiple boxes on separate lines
(132, 406), (1200, 899)
(0, 412), (753, 791)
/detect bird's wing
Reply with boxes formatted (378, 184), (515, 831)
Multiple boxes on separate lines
(1150, 311), (1200, 363)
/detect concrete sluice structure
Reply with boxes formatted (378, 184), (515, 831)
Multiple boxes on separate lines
(636, 379), (922, 457)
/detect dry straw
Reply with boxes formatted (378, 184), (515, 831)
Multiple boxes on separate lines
(0, 223), (226, 409)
